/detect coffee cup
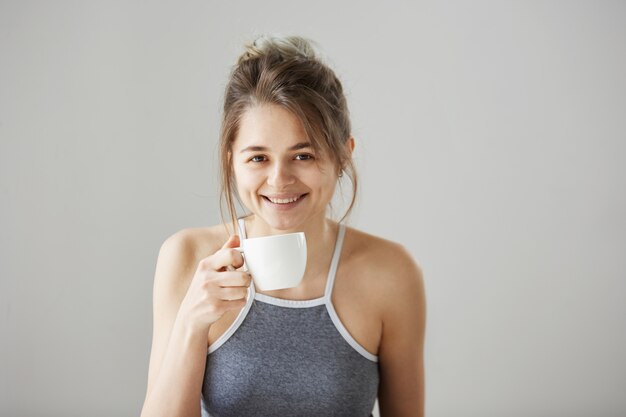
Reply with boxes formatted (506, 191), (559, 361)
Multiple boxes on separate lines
(235, 232), (307, 291)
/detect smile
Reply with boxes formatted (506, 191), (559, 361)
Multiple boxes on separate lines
(262, 193), (308, 205)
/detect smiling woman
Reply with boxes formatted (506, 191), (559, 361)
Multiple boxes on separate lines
(231, 104), (346, 232)
(219, 38), (359, 235)
(140, 35), (426, 417)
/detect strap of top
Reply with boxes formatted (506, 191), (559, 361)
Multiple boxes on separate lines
(238, 218), (247, 239)
(323, 223), (346, 299)
(237, 217), (256, 297)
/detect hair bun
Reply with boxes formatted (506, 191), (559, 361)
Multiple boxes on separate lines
(238, 34), (320, 64)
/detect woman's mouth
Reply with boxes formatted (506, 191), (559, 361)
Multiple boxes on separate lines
(261, 193), (308, 209)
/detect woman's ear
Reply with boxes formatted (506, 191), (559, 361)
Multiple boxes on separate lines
(346, 136), (356, 155)
(338, 136), (356, 176)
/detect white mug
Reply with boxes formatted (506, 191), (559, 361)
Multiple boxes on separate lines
(235, 232), (307, 291)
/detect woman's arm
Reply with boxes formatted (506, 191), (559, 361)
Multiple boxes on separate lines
(377, 245), (426, 417)
(140, 230), (249, 417)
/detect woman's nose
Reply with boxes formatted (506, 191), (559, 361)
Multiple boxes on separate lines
(266, 162), (296, 188)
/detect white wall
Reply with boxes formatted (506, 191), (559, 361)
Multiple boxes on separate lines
(1, 1), (625, 416)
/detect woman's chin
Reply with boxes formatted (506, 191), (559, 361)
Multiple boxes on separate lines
(252, 214), (307, 234)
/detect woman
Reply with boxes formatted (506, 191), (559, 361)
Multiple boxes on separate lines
(140, 35), (426, 417)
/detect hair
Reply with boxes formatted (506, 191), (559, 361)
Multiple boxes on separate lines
(218, 34), (358, 233)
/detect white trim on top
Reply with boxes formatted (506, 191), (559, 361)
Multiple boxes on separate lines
(254, 292), (326, 308)
(323, 223), (346, 298)
(325, 300), (379, 363)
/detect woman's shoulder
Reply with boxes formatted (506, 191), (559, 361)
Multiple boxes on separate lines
(152, 224), (233, 300)
(157, 225), (233, 284)
(342, 225), (424, 299)
(343, 226), (419, 270)
(160, 223), (232, 262)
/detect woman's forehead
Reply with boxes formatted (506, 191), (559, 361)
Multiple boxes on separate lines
(233, 105), (318, 150)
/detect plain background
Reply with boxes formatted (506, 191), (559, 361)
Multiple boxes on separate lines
(1, 1), (625, 416)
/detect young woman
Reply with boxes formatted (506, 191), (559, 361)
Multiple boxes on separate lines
(140, 35), (426, 417)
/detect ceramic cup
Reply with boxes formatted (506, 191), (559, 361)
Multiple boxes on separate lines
(235, 232), (307, 291)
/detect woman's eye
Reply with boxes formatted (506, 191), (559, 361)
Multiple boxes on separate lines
(249, 155), (266, 163)
(295, 154), (314, 161)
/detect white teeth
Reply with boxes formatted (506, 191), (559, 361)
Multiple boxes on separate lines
(267, 195), (302, 204)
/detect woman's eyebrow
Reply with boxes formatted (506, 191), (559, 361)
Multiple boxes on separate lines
(239, 142), (312, 153)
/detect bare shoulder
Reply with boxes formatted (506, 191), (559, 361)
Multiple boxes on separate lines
(155, 224), (232, 293)
(344, 226), (423, 283)
(160, 224), (230, 262)
(342, 226), (425, 313)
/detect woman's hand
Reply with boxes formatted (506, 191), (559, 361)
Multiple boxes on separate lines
(175, 234), (251, 333)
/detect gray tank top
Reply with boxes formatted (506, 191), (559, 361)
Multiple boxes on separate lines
(200, 219), (379, 417)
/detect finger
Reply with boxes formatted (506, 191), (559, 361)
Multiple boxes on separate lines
(221, 247), (244, 270)
(200, 246), (244, 271)
(219, 286), (249, 301)
(221, 235), (243, 271)
(221, 234), (240, 250)
(217, 271), (252, 287)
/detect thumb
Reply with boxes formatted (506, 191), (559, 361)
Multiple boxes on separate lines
(221, 234), (240, 250)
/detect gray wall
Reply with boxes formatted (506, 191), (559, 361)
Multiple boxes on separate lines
(1, 1), (625, 416)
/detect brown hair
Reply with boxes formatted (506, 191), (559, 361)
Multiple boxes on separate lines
(218, 35), (358, 233)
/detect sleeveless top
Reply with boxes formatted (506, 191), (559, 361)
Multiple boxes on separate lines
(200, 219), (380, 417)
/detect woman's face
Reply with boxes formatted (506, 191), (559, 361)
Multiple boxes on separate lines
(231, 103), (340, 233)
